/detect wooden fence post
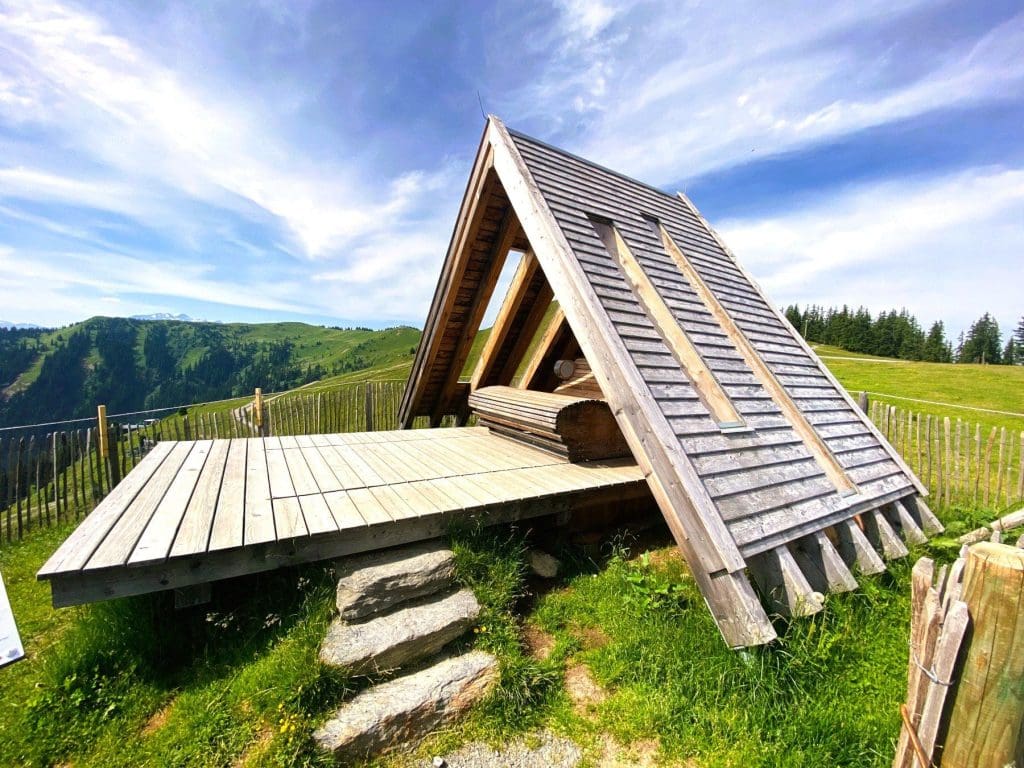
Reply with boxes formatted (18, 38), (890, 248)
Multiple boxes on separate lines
(253, 388), (264, 437)
(942, 543), (1024, 766)
(857, 391), (869, 413)
(364, 382), (374, 432)
(97, 405), (109, 462)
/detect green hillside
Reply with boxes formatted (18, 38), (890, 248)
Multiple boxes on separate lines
(0, 318), (419, 428)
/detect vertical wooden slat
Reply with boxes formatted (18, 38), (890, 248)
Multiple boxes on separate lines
(982, 426), (997, 507)
(996, 427), (1007, 506)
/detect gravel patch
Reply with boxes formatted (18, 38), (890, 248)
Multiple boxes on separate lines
(421, 730), (582, 768)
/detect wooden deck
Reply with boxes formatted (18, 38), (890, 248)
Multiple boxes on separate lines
(38, 428), (645, 606)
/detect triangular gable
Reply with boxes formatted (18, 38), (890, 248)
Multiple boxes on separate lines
(403, 117), (939, 647)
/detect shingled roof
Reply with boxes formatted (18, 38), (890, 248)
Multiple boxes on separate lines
(400, 116), (940, 647)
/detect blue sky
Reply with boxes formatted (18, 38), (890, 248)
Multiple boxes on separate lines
(0, 0), (1021, 340)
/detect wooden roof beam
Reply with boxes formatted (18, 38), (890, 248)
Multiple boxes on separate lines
(430, 205), (523, 425)
(470, 250), (554, 391)
(654, 221), (858, 495)
(399, 137), (496, 427)
(518, 307), (574, 391)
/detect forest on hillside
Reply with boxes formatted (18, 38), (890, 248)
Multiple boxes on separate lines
(785, 305), (1024, 365)
(0, 318), (418, 428)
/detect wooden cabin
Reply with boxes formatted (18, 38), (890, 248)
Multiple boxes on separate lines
(399, 116), (940, 647)
(37, 117), (939, 648)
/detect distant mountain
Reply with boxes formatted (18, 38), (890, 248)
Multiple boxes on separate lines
(0, 317), (421, 427)
(0, 321), (43, 330)
(130, 313), (202, 322)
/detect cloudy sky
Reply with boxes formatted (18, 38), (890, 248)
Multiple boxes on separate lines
(0, 0), (1021, 338)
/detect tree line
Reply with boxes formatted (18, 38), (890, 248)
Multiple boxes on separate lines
(783, 305), (1024, 365)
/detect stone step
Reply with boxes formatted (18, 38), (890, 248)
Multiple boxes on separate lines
(335, 540), (456, 621)
(320, 588), (481, 674)
(313, 650), (498, 761)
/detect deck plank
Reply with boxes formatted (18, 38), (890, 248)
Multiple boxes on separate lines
(323, 490), (368, 529)
(244, 439), (276, 545)
(38, 442), (175, 576)
(208, 439), (247, 551)
(86, 441), (195, 570)
(273, 496), (308, 540)
(298, 494), (338, 536)
(171, 440), (230, 558)
(298, 445), (344, 493)
(130, 440), (213, 565)
(283, 448), (320, 496)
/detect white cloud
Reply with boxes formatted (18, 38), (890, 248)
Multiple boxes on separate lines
(0, 0), (453, 260)
(519, 2), (1024, 184)
(716, 167), (1024, 336)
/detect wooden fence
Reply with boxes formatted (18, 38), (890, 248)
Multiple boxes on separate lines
(2, 386), (1021, 545)
(868, 400), (1023, 512)
(0, 381), (409, 545)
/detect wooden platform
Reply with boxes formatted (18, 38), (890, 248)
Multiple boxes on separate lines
(37, 428), (645, 607)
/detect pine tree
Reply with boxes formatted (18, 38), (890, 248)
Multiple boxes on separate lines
(960, 312), (1002, 364)
(923, 321), (951, 362)
(1015, 316), (1024, 349)
(1004, 337), (1019, 366)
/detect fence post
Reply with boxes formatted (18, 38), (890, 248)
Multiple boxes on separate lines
(942, 543), (1024, 765)
(97, 405), (109, 462)
(857, 391), (868, 413)
(253, 388), (264, 437)
(364, 382), (375, 432)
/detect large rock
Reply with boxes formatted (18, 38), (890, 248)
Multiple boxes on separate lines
(320, 588), (481, 674)
(335, 540), (456, 621)
(313, 650), (498, 760)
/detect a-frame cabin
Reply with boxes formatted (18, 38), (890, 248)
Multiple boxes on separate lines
(401, 116), (940, 647)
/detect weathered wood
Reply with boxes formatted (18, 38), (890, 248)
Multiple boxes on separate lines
(943, 543), (1024, 767)
(470, 386), (629, 462)
(748, 545), (824, 617)
(519, 307), (573, 391)
(657, 222), (855, 494)
(470, 249), (553, 392)
(862, 508), (909, 560)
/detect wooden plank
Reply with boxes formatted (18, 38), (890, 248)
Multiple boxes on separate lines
(265, 444), (295, 499)
(833, 517), (887, 575)
(298, 494), (338, 536)
(346, 487), (393, 525)
(519, 307), (572, 390)
(243, 439), (275, 546)
(593, 218), (743, 429)
(37, 441), (174, 576)
(130, 440), (214, 565)
(85, 441), (194, 570)
(748, 545), (824, 617)
(207, 439), (247, 552)
(272, 496), (308, 540)
(433, 203), (522, 423)
(322, 490), (367, 529)
(470, 249), (554, 390)
(790, 530), (858, 594)
(493, 120), (772, 647)
(282, 448), (320, 496)
(170, 440), (230, 558)
(862, 508), (909, 560)
(399, 136), (496, 426)
(298, 445), (344, 493)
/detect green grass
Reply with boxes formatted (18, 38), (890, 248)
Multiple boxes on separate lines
(813, 344), (1024, 433)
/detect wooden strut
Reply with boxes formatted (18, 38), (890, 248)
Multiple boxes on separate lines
(470, 249), (554, 391)
(591, 217), (745, 430)
(518, 307), (572, 391)
(654, 222), (857, 496)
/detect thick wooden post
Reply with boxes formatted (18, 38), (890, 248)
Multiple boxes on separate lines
(942, 543), (1024, 766)
(857, 390), (869, 413)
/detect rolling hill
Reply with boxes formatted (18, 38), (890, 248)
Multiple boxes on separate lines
(0, 317), (420, 427)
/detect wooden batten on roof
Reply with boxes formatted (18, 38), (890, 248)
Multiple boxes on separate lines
(403, 116), (937, 647)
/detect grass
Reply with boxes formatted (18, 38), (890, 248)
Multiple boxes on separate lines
(814, 344), (1024, 433)
(0, 498), (1009, 766)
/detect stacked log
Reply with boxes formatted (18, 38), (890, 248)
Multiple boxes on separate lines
(469, 386), (629, 462)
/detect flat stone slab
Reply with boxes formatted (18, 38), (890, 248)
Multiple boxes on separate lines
(335, 540), (456, 621)
(313, 650), (498, 760)
(320, 588), (481, 674)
